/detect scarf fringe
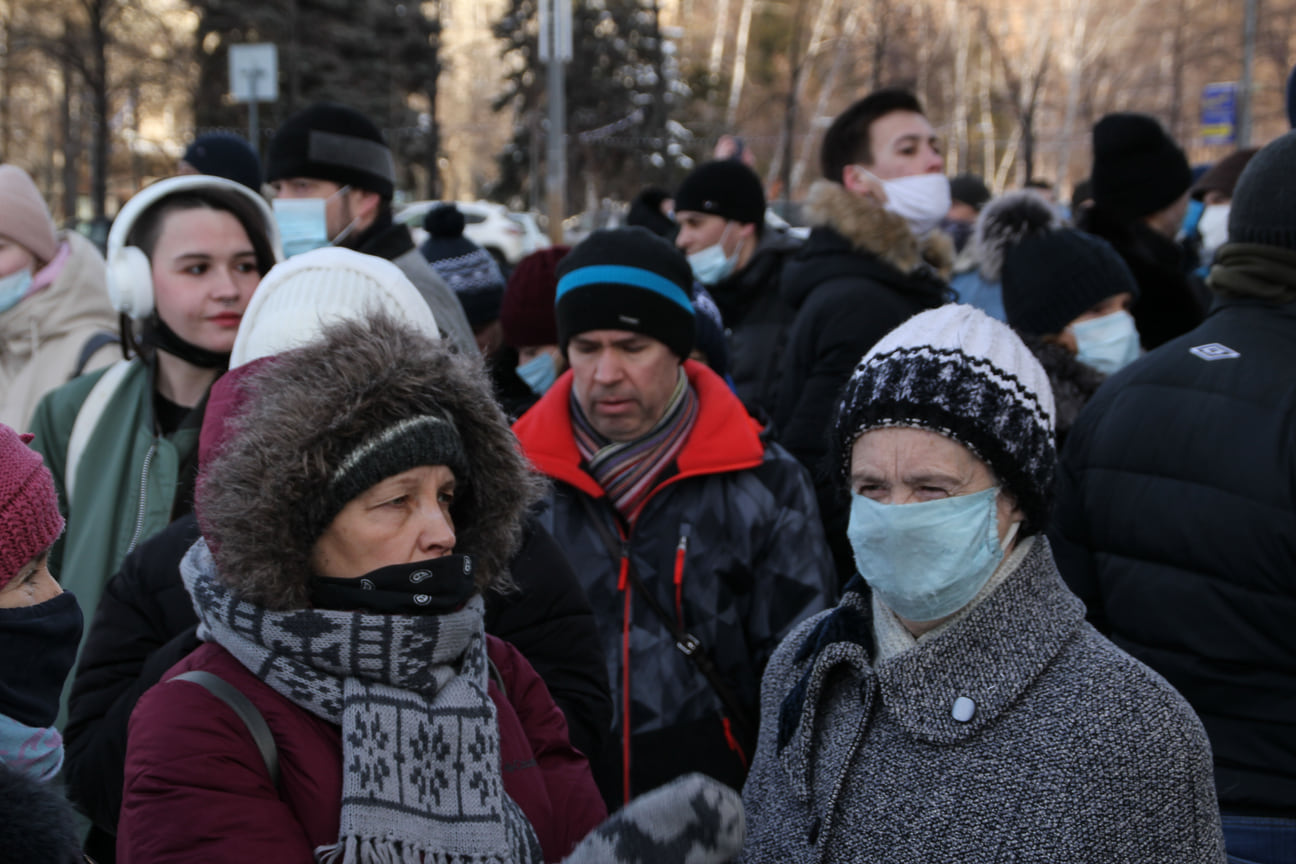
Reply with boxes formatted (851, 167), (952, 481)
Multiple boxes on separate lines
(315, 837), (510, 864)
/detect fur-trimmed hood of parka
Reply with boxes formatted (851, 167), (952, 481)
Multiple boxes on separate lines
(802, 179), (954, 279)
(196, 313), (546, 611)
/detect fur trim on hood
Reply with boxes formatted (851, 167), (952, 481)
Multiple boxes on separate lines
(974, 191), (1060, 283)
(804, 180), (954, 279)
(197, 313), (546, 611)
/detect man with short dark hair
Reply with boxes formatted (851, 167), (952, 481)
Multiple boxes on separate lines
(674, 160), (799, 418)
(513, 226), (834, 807)
(774, 87), (952, 582)
(265, 102), (474, 350)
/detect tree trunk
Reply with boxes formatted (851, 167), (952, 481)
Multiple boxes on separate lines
(707, 0), (731, 88)
(723, 0), (754, 128)
(60, 51), (77, 227)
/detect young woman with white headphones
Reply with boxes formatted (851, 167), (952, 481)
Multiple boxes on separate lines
(27, 175), (281, 670)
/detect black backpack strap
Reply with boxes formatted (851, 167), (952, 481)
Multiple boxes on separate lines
(168, 670), (281, 791)
(575, 493), (755, 745)
(72, 331), (120, 379)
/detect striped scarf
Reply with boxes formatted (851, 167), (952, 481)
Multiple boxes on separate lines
(572, 370), (699, 523)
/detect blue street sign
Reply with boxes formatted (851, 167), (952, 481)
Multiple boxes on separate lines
(1202, 83), (1237, 144)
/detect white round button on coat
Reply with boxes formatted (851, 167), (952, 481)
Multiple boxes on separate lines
(952, 696), (976, 722)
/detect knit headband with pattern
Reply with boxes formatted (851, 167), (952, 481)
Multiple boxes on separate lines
(831, 304), (1057, 534)
(317, 413), (468, 543)
(555, 227), (696, 359)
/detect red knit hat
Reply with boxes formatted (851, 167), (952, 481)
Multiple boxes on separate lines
(500, 246), (570, 349)
(0, 424), (64, 589)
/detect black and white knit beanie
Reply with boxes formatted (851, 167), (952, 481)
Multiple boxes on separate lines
(831, 304), (1057, 533)
(556, 227), (696, 359)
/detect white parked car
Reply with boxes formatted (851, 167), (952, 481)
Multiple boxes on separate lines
(397, 200), (549, 268)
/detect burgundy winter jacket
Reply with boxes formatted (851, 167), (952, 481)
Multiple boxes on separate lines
(117, 638), (606, 863)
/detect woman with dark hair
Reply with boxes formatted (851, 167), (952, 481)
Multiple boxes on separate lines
(27, 175), (280, 682)
(114, 315), (621, 862)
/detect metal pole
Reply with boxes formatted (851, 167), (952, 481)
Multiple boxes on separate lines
(247, 69), (260, 158)
(546, 59), (565, 244)
(1239, 0), (1258, 147)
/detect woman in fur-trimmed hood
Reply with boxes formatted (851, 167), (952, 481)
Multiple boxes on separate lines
(115, 313), (615, 864)
(196, 312), (542, 609)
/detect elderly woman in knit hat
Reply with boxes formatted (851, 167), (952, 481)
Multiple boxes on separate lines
(739, 304), (1225, 863)
(0, 165), (118, 431)
(114, 312), (744, 864)
(0, 422), (84, 861)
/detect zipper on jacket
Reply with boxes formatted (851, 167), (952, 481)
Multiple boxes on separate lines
(617, 543), (633, 805)
(125, 443), (157, 554)
(672, 525), (691, 628)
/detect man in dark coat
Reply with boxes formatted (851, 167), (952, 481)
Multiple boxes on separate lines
(1050, 131), (1296, 861)
(265, 101), (475, 350)
(1078, 112), (1206, 350)
(513, 227), (835, 808)
(772, 88), (952, 582)
(673, 160), (800, 419)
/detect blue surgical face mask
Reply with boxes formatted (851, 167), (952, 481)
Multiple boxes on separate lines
(0, 268), (33, 314)
(273, 198), (331, 258)
(1071, 309), (1141, 375)
(687, 224), (740, 286)
(847, 486), (1015, 622)
(517, 351), (558, 396)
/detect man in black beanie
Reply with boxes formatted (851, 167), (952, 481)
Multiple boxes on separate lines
(1078, 112), (1205, 349)
(512, 226), (834, 809)
(266, 102), (474, 350)
(673, 160), (799, 418)
(1052, 130), (1296, 859)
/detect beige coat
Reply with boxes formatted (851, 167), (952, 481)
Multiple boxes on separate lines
(0, 231), (117, 431)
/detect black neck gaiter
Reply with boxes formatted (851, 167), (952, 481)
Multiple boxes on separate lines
(0, 591), (83, 728)
(309, 555), (477, 615)
(140, 316), (231, 370)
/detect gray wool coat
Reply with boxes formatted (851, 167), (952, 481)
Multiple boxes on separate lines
(740, 537), (1225, 864)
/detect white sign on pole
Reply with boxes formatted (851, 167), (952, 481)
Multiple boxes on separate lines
(538, 0), (572, 64)
(229, 43), (279, 103)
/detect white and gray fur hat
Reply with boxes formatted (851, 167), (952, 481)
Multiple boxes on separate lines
(831, 304), (1057, 533)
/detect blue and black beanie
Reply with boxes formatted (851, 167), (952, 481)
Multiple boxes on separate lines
(555, 227), (696, 359)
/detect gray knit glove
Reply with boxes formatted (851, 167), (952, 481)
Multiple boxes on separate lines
(561, 773), (745, 864)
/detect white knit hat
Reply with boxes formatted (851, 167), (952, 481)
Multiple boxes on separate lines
(230, 247), (439, 369)
(831, 304), (1057, 532)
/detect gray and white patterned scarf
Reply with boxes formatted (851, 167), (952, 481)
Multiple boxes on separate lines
(180, 539), (542, 864)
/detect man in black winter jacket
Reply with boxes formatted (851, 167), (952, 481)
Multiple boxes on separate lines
(674, 160), (800, 419)
(514, 228), (834, 808)
(772, 88), (952, 582)
(1050, 132), (1296, 861)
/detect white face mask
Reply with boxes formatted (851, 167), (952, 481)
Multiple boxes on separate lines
(1198, 204), (1231, 261)
(1071, 309), (1141, 375)
(855, 167), (952, 237)
(686, 223), (741, 286)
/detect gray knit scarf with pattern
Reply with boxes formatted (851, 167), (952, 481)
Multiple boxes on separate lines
(181, 539), (542, 864)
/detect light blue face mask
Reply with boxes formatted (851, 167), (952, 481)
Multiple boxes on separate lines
(517, 351), (557, 396)
(0, 268), (32, 314)
(1071, 310), (1141, 376)
(273, 198), (331, 258)
(847, 486), (1014, 623)
(687, 225), (740, 286)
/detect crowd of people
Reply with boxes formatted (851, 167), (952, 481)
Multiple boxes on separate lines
(0, 83), (1291, 864)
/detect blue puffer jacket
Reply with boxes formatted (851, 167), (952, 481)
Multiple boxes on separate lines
(1050, 296), (1296, 815)
(514, 361), (836, 805)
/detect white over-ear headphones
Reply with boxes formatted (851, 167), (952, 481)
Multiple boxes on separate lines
(105, 174), (283, 319)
